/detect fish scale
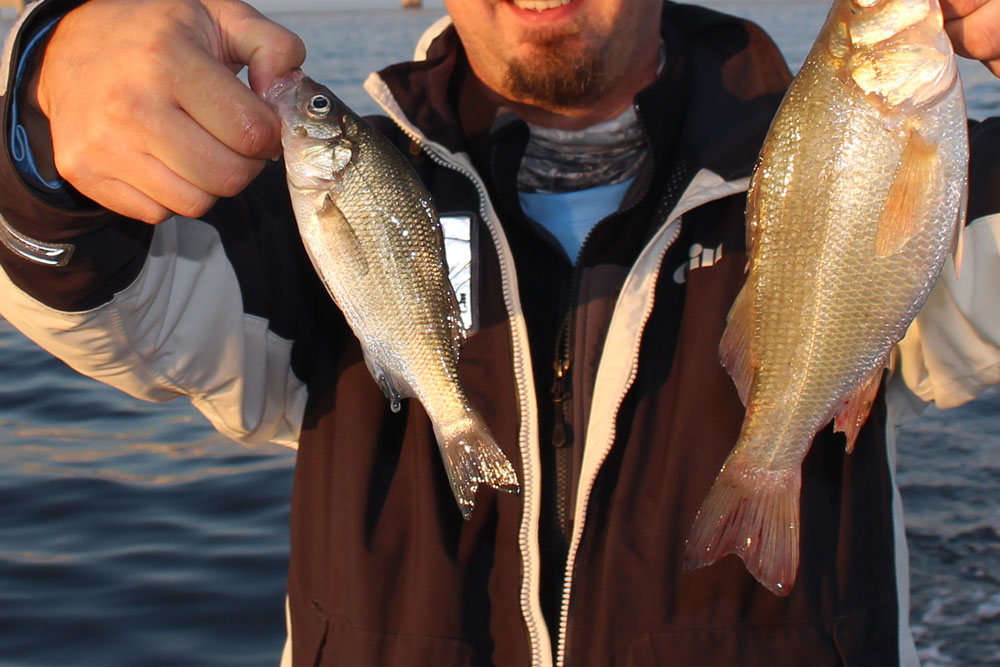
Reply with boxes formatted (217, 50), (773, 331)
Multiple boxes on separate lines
(684, 0), (968, 595)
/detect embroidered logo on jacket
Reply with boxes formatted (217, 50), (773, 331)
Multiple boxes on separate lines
(673, 242), (724, 284)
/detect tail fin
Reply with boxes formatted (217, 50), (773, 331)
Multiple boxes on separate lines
(436, 414), (519, 520)
(683, 463), (801, 596)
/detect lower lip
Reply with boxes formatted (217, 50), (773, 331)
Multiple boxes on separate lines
(504, 0), (583, 24)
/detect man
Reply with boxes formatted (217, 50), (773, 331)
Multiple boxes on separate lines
(1, 0), (998, 664)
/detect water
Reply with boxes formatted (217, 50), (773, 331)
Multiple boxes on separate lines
(1, 2), (998, 664)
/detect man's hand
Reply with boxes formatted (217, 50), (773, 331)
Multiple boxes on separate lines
(32, 0), (305, 223)
(942, 0), (1000, 77)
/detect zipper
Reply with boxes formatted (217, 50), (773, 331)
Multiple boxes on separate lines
(550, 311), (573, 544)
(367, 74), (753, 667)
(547, 100), (659, 532)
(425, 143), (549, 665)
(553, 167), (752, 666)
(547, 158), (655, 552)
(425, 146), (548, 665)
(365, 73), (551, 667)
(554, 218), (683, 666)
(550, 342), (572, 448)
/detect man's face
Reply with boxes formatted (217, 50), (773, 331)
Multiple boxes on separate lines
(444, 0), (663, 122)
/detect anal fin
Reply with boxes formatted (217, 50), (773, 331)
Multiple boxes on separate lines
(833, 368), (884, 454)
(719, 283), (758, 406)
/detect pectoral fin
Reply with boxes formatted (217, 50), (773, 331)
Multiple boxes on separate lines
(317, 193), (369, 276)
(875, 130), (944, 258)
(363, 350), (413, 413)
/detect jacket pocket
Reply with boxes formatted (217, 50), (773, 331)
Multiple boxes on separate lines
(304, 600), (477, 666)
(295, 601), (331, 667)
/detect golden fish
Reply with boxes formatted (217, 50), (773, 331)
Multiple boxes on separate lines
(684, 0), (968, 595)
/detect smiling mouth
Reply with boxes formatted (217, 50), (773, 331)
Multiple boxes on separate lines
(511, 0), (574, 10)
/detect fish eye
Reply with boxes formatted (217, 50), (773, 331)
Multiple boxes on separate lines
(307, 94), (332, 118)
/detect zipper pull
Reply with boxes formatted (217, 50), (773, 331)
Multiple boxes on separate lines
(551, 358), (572, 448)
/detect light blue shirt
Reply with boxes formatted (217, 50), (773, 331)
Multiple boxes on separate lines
(518, 176), (635, 262)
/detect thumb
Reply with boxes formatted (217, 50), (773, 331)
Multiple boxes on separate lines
(212, 1), (307, 94)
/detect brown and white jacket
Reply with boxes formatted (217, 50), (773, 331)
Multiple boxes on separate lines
(2, 1), (999, 664)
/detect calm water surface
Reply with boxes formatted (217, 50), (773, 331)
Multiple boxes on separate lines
(0, 2), (998, 664)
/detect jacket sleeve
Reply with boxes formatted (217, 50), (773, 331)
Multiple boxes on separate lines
(0, 1), (308, 447)
(889, 117), (1000, 421)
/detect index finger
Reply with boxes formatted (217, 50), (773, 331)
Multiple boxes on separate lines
(940, 0), (991, 20)
(173, 47), (284, 160)
(213, 4), (307, 95)
(940, 0), (1000, 67)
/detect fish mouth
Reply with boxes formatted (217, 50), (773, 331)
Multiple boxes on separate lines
(264, 68), (307, 108)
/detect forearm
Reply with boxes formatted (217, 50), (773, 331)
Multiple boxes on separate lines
(1, 0), (153, 311)
(0, 0), (311, 444)
(0, 211), (307, 446)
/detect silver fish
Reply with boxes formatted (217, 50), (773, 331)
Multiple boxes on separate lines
(684, 0), (968, 595)
(266, 69), (519, 518)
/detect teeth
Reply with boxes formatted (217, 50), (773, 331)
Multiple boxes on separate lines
(512, 0), (573, 11)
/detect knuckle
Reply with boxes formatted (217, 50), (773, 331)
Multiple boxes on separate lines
(103, 86), (151, 125)
(74, 173), (171, 224)
(143, 25), (176, 60)
(138, 206), (174, 225)
(118, 190), (175, 224)
(234, 116), (278, 157)
(129, 21), (186, 79)
(52, 145), (89, 187)
(964, 22), (1000, 62)
(173, 190), (217, 219)
(275, 31), (307, 65)
(216, 160), (262, 198)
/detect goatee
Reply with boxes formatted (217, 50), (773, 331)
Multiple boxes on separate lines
(504, 46), (604, 108)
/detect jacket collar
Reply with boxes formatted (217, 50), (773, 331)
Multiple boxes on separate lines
(369, 2), (791, 183)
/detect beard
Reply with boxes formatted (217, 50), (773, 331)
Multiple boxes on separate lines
(503, 41), (605, 109)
